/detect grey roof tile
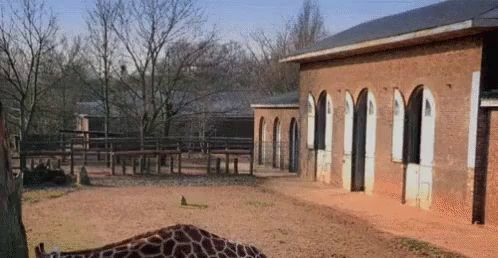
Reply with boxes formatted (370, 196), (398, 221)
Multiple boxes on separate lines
(252, 91), (299, 106)
(289, 0), (498, 58)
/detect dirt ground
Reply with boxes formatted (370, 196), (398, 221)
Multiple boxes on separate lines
(261, 177), (498, 258)
(22, 175), (462, 258)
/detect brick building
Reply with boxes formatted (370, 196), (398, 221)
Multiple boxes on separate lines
(253, 0), (498, 225)
(251, 92), (300, 172)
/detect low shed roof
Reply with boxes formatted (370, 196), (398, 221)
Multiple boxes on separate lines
(251, 91), (299, 109)
(283, 0), (498, 63)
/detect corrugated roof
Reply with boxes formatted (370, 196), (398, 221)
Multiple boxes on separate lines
(286, 0), (498, 61)
(251, 91), (299, 107)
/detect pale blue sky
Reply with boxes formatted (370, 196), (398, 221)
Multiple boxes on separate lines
(43, 0), (444, 41)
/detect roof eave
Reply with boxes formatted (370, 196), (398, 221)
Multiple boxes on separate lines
(281, 20), (493, 64)
(250, 104), (300, 109)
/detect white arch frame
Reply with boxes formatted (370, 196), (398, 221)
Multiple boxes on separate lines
(316, 92), (334, 183)
(342, 92), (354, 190)
(344, 92), (354, 156)
(307, 94), (316, 149)
(325, 94), (334, 152)
(392, 89), (405, 162)
(365, 91), (377, 194)
(420, 88), (436, 166)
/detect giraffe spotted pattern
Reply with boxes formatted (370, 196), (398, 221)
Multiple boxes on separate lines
(35, 224), (266, 258)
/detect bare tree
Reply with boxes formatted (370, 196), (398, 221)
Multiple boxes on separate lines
(291, 0), (326, 50)
(0, 0), (58, 157)
(111, 0), (218, 144)
(247, 0), (326, 94)
(84, 0), (120, 156)
(0, 101), (28, 258)
(35, 37), (84, 134)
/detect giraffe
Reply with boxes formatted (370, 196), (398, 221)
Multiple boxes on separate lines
(34, 224), (267, 258)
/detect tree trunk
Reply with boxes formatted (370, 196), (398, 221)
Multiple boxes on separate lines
(0, 102), (29, 258)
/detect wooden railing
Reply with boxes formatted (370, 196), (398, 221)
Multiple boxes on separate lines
(15, 136), (254, 175)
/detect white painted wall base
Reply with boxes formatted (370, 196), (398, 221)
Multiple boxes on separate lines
(342, 155), (352, 191)
(364, 156), (375, 195)
(317, 150), (332, 184)
(405, 163), (433, 210)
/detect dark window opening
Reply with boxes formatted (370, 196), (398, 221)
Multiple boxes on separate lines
(352, 89), (368, 192)
(404, 86), (424, 164)
(315, 93), (327, 150)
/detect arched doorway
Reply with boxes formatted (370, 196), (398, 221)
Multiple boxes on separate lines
(258, 117), (266, 165)
(273, 118), (281, 169)
(289, 118), (299, 173)
(342, 92), (354, 190)
(315, 91), (333, 182)
(352, 89), (377, 192)
(403, 86), (435, 209)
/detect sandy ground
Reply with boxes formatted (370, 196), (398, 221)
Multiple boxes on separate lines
(22, 178), (460, 258)
(261, 177), (498, 258)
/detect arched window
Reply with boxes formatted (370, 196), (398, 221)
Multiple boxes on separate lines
(404, 86), (435, 166)
(392, 89), (405, 162)
(307, 94), (316, 149)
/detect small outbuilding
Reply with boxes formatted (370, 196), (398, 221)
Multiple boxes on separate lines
(251, 92), (300, 172)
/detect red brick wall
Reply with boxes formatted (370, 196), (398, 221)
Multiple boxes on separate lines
(253, 108), (300, 171)
(298, 36), (484, 217)
(483, 110), (498, 225)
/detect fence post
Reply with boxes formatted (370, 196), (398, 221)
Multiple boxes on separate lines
(132, 158), (137, 175)
(146, 157), (151, 174)
(225, 153), (229, 174)
(156, 154), (161, 174)
(107, 143), (113, 168)
(234, 158), (238, 175)
(216, 158), (221, 174)
(70, 140), (74, 175)
(111, 153), (116, 175)
(178, 153), (182, 175)
(206, 143), (211, 175)
(250, 148), (254, 176)
(176, 143), (182, 174)
(122, 158), (126, 175)
(170, 156), (174, 174)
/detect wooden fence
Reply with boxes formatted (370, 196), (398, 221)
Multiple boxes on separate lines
(15, 136), (254, 176)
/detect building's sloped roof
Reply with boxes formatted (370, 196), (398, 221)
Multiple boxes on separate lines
(286, 0), (498, 61)
(251, 91), (299, 108)
(186, 90), (261, 117)
(77, 90), (260, 118)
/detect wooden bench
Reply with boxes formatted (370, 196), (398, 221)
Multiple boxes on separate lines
(111, 150), (182, 175)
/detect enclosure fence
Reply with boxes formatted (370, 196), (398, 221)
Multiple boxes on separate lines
(13, 136), (255, 176)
